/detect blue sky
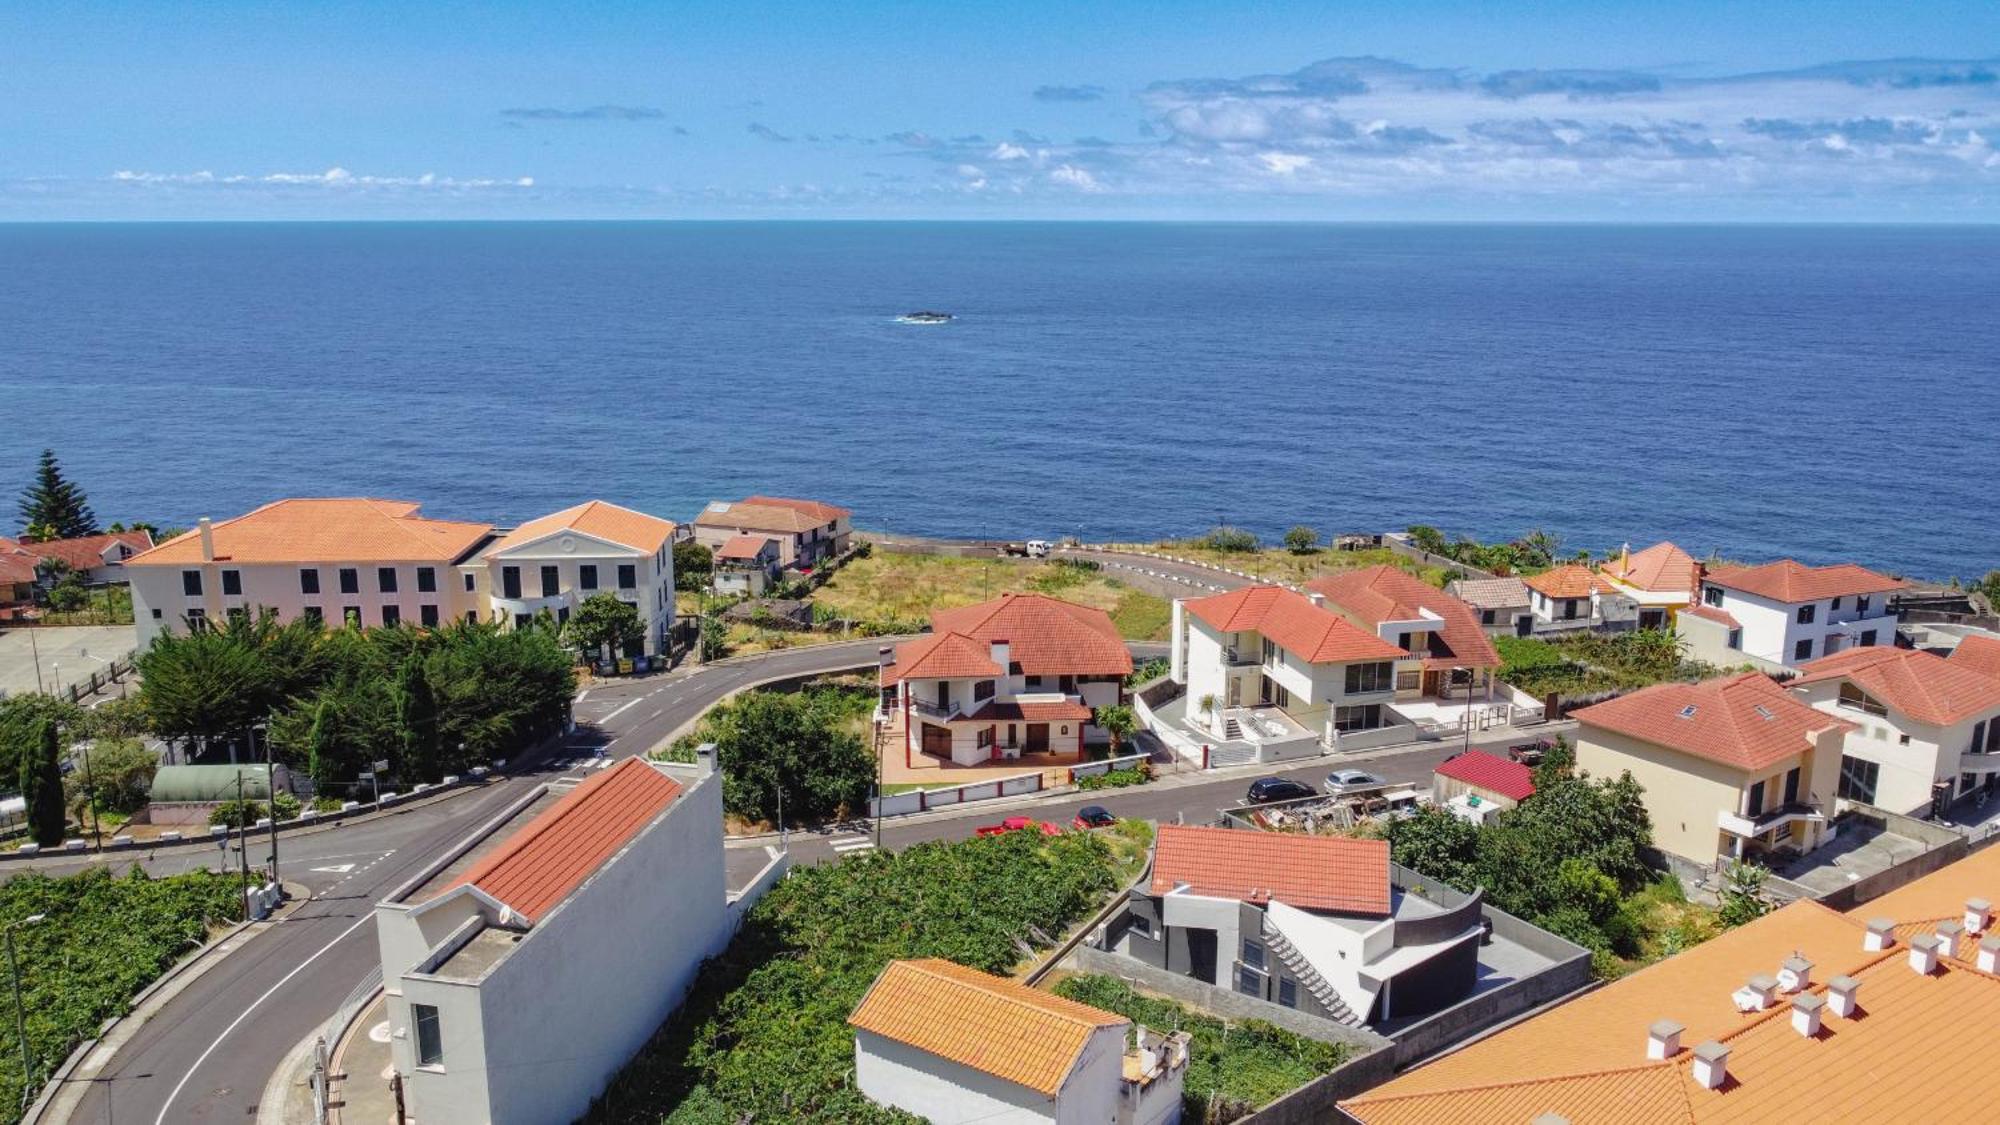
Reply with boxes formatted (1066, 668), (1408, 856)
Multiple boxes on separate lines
(3, 1), (1997, 220)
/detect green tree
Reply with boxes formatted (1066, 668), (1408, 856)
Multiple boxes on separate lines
(21, 719), (67, 846)
(699, 615), (728, 662)
(1283, 525), (1320, 554)
(1718, 861), (1772, 927)
(566, 591), (643, 660)
(674, 540), (714, 591)
(395, 653), (441, 782)
(305, 697), (339, 790)
(63, 737), (156, 817)
(1093, 704), (1137, 753)
(136, 626), (273, 757)
(1975, 570), (2000, 607)
(673, 690), (873, 824)
(17, 449), (98, 540)
(1406, 525), (1448, 555)
(1386, 806), (1482, 892)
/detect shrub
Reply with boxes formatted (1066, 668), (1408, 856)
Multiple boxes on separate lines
(208, 799), (266, 828)
(270, 791), (303, 822)
(1283, 525), (1320, 554)
(1197, 526), (1259, 553)
(1077, 764), (1151, 790)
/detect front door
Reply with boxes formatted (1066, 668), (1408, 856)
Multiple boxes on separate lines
(1639, 608), (1666, 630)
(921, 723), (952, 759)
(1026, 723), (1050, 752)
(1421, 670), (1442, 698)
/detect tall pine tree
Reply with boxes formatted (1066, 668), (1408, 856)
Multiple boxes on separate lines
(20, 718), (67, 846)
(18, 449), (98, 540)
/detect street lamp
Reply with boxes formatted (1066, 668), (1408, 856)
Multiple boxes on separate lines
(6, 914), (45, 1111)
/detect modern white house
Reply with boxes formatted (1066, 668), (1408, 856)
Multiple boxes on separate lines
(1305, 566), (1504, 707)
(373, 753), (758, 1125)
(474, 500), (677, 658)
(1598, 541), (1701, 631)
(1789, 646), (2000, 816)
(1678, 560), (1906, 670)
(880, 593), (1132, 766)
(849, 957), (1189, 1125)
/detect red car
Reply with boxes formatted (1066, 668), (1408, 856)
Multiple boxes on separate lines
(975, 815), (1064, 837)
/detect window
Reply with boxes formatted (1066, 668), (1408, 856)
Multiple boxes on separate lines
(501, 566), (521, 599)
(181, 570), (202, 596)
(151, 608), (162, 620)
(1480, 608), (1496, 625)
(1059, 674), (1076, 694)
(1727, 629), (1742, 650)
(1703, 585), (1725, 607)
(416, 567), (436, 593)
(1783, 767), (1800, 805)
(1345, 662), (1392, 694)
(540, 565), (559, 597)
(1237, 966), (1263, 996)
(420, 604), (439, 628)
(413, 1004), (444, 1067)
(302, 606), (323, 624)
(338, 568), (359, 594)
(381, 605), (401, 627)
(222, 569), (242, 596)
(976, 726), (994, 748)
(377, 567), (398, 593)
(184, 608), (207, 629)
(343, 606), (361, 628)
(1974, 720), (1989, 756)
(618, 563), (637, 589)
(1830, 596), (1843, 611)
(1794, 639), (1814, 662)
(513, 613), (531, 629)
(1128, 913), (1154, 940)
(1335, 704), (1383, 732)
(1561, 598), (1579, 619)
(1860, 629), (1878, 646)
(226, 606), (248, 625)
(299, 569), (320, 595)
(1746, 779), (1766, 817)
(973, 680), (995, 702)
(1262, 637), (1278, 666)
(462, 572), (475, 592)
(579, 564), (598, 591)
(1838, 682), (1888, 717)
(1797, 604), (1817, 624)
(1242, 939), (1266, 970)
(1989, 722), (2000, 754)
(464, 611), (478, 625)
(1838, 755), (1881, 804)
(1277, 978), (1298, 1009)
(1858, 595), (1872, 615)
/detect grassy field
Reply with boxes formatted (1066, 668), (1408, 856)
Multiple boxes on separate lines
(811, 552), (1174, 640)
(1131, 542), (1455, 587)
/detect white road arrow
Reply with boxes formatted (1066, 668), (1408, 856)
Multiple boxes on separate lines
(309, 863), (357, 874)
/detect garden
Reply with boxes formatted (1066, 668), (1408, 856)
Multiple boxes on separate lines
(1497, 629), (1725, 700)
(805, 551), (1172, 641)
(659, 681), (879, 829)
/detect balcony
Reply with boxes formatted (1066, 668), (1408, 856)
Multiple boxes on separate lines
(1962, 750), (2000, 775)
(909, 698), (961, 721)
(1718, 802), (1821, 839)
(1222, 645), (1259, 667)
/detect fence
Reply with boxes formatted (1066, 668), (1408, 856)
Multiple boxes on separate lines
(868, 770), (1045, 817)
(55, 653), (135, 704)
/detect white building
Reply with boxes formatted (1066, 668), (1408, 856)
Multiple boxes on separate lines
(1523, 564), (1615, 628)
(1447, 576), (1533, 638)
(373, 753), (756, 1125)
(1789, 646), (2000, 816)
(691, 495), (851, 570)
(1679, 560), (1906, 670)
(849, 957), (1188, 1125)
(475, 500), (677, 658)
(1598, 541), (1701, 631)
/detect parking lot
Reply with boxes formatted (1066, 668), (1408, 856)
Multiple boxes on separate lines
(0, 625), (134, 699)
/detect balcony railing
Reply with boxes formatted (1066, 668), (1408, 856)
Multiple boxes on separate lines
(1718, 801), (1820, 838)
(1223, 646), (1258, 667)
(909, 699), (960, 721)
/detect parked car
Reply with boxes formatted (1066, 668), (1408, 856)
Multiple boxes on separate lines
(1072, 805), (1117, 830)
(974, 814), (1063, 837)
(1508, 738), (1557, 765)
(1325, 768), (1386, 794)
(1246, 776), (1317, 804)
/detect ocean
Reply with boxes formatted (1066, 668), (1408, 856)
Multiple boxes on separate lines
(1, 221), (1993, 580)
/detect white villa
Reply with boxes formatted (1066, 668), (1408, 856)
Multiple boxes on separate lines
(1790, 646), (2000, 817)
(1678, 559), (1906, 670)
(475, 500), (677, 659)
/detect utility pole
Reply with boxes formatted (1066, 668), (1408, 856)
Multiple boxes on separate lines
(873, 717), (884, 849)
(236, 770), (251, 920)
(79, 738), (102, 852)
(260, 722), (280, 886)
(26, 629), (42, 694)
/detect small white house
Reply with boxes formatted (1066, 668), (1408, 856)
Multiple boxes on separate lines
(1680, 559), (1905, 670)
(849, 958), (1188, 1125)
(1790, 646), (2000, 816)
(1523, 565), (1614, 628)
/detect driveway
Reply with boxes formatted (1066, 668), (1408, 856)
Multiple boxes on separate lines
(0, 624), (134, 698)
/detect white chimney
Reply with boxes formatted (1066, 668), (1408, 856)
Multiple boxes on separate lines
(198, 516), (216, 562)
(989, 640), (1011, 674)
(1306, 591), (1326, 608)
(1732, 973), (1777, 1012)
(1645, 1019), (1683, 1060)
(694, 741), (718, 778)
(1826, 974), (1861, 1018)
(1936, 920), (1965, 958)
(1978, 935), (2000, 974)
(1864, 918), (1896, 951)
(1532, 1116), (1571, 1125)
(1691, 1041), (1730, 1090)
(1909, 933), (1941, 975)
(1790, 992), (1824, 1038)
(1966, 897), (1992, 934)
(1777, 954), (1812, 994)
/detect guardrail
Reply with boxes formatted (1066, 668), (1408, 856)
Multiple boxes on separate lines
(869, 770), (1047, 817)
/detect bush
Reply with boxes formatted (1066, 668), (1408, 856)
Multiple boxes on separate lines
(1077, 764), (1151, 790)
(673, 541), (714, 592)
(1125, 657), (1170, 687)
(661, 686), (874, 825)
(1196, 526), (1259, 553)
(208, 799), (266, 828)
(66, 738), (157, 815)
(1283, 525), (1320, 554)
(270, 791), (303, 822)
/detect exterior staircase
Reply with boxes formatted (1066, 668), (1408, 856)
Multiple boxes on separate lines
(1263, 919), (1363, 1026)
(1223, 718), (1244, 741)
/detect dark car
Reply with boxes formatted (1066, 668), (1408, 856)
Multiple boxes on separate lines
(1073, 805), (1117, 830)
(1246, 777), (1317, 804)
(1508, 738), (1557, 765)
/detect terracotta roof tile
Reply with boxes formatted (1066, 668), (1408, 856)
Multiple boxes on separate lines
(1151, 824), (1391, 915)
(1602, 541), (1701, 597)
(1433, 750), (1536, 802)
(883, 631), (1006, 683)
(1446, 576), (1529, 610)
(490, 500), (675, 554)
(848, 958), (1126, 1096)
(1573, 673), (1853, 772)
(965, 699), (1094, 722)
(1184, 585), (1408, 666)
(886, 593), (1131, 681)
(1308, 567), (1500, 670)
(1949, 634), (2000, 680)
(1704, 559), (1906, 604)
(446, 758), (682, 922)
(127, 499), (492, 566)
(1844, 826), (2000, 934)
(1793, 646), (2000, 727)
(714, 534), (775, 561)
(1681, 603), (1741, 630)
(693, 500), (826, 535)
(742, 495), (850, 523)
(0, 541), (35, 586)
(17, 531), (154, 572)
(1525, 564), (1616, 600)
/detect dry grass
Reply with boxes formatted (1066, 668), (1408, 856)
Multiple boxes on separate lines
(811, 553), (1172, 640)
(1140, 543), (1454, 587)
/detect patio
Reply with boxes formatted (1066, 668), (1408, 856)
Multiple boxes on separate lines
(875, 712), (1089, 787)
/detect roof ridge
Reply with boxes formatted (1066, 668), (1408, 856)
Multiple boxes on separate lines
(456, 758), (651, 904)
(1342, 1058), (1688, 1107)
(901, 958), (1127, 1028)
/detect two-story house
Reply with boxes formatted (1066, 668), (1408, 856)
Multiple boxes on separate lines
(1678, 559), (1906, 670)
(880, 593), (1132, 766)
(1169, 585), (1409, 754)
(1305, 566), (1502, 706)
(1446, 576), (1533, 638)
(1789, 646), (2000, 816)
(1572, 673), (1854, 871)
(1523, 564), (1616, 628)
(475, 500), (677, 658)
(692, 495), (850, 571)
(1598, 541), (1701, 631)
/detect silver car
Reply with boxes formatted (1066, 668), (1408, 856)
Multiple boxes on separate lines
(1325, 768), (1386, 794)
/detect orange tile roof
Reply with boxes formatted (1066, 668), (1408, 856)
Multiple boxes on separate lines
(490, 500), (676, 554)
(1524, 563), (1615, 599)
(920, 593), (1133, 677)
(1151, 824), (1391, 915)
(1843, 827), (2000, 935)
(127, 499), (493, 566)
(966, 699), (1094, 722)
(693, 500), (825, 535)
(1306, 566), (1500, 670)
(446, 758), (682, 923)
(0, 540), (36, 586)
(1573, 672), (1854, 772)
(714, 534), (775, 561)
(1602, 541), (1700, 597)
(1184, 585), (1408, 666)
(884, 631), (1007, 683)
(1704, 559), (1906, 604)
(1433, 749), (1535, 802)
(1793, 646), (2000, 727)
(1680, 603), (1741, 630)
(742, 495), (851, 523)
(848, 958), (1126, 1097)
(1950, 634), (2000, 680)
(17, 530), (154, 572)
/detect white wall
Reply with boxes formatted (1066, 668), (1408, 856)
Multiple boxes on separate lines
(482, 530), (675, 656)
(131, 559), (483, 649)
(1161, 891), (1243, 975)
(1793, 680), (2000, 814)
(1704, 585), (1898, 668)
(856, 1030), (1058, 1125)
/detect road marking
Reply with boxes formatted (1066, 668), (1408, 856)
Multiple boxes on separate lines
(598, 695), (646, 725)
(309, 863), (356, 874)
(830, 835), (875, 854)
(576, 690), (591, 704)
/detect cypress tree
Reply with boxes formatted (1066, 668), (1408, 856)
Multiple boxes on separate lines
(306, 697), (338, 791)
(17, 448), (98, 540)
(20, 718), (67, 846)
(395, 655), (440, 783)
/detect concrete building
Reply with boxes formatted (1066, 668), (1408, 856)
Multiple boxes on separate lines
(691, 495), (850, 570)
(880, 593), (1132, 766)
(1572, 673), (1854, 870)
(1523, 564), (1615, 628)
(850, 957), (1188, 1125)
(1431, 749), (1535, 824)
(373, 754), (744, 1125)
(1119, 825), (1482, 1027)
(1598, 540), (1701, 631)
(1789, 646), (2000, 817)
(1445, 576), (1532, 638)
(1678, 559), (1906, 670)
(1305, 566), (1503, 707)
(475, 500), (677, 658)
(710, 534), (780, 596)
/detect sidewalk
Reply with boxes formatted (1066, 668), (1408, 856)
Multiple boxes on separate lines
(324, 993), (394, 1125)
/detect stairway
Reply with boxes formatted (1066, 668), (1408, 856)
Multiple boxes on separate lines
(1263, 921), (1362, 1026)
(1223, 718), (1244, 741)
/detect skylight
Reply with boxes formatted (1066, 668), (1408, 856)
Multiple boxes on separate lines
(1753, 704), (1776, 721)
(1677, 705), (1699, 719)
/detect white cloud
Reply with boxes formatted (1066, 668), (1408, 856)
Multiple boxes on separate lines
(1258, 152), (1313, 175)
(1048, 164), (1102, 191)
(109, 167), (533, 189)
(989, 142), (1031, 161)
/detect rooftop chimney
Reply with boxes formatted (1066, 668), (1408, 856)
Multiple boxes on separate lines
(198, 516), (216, 562)
(1791, 992), (1824, 1038)
(1777, 954), (1812, 994)
(1864, 918), (1896, 951)
(989, 640), (1011, 673)
(1966, 897), (1992, 934)
(1826, 974), (1861, 1018)
(1645, 1019), (1683, 1060)
(1936, 920), (1965, 958)
(1909, 933), (1941, 976)
(1532, 1116), (1571, 1125)
(1732, 973), (1778, 1012)
(1306, 591), (1326, 608)
(694, 741), (718, 779)
(1979, 936), (2000, 975)
(1692, 1041), (1730, 1090)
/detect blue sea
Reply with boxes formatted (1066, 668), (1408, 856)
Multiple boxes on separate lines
(1, 222), (1994, 580)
